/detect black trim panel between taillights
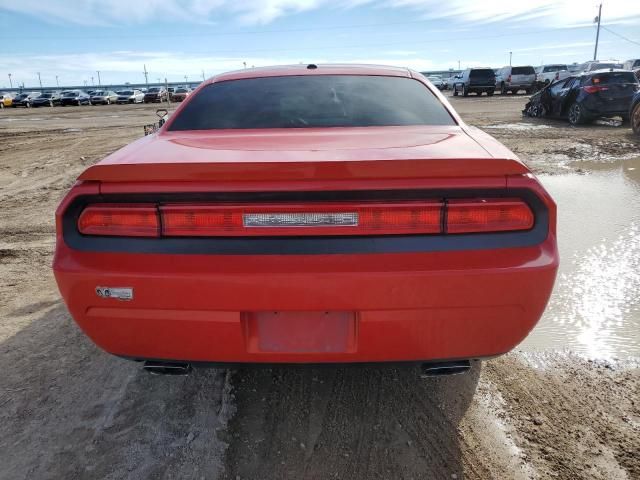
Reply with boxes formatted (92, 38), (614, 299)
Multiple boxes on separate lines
(62, 188), (549, 255)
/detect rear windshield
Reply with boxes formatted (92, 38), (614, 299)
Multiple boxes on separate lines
(469, 69), (495, 79)
(63, 92), (78, 97)
(168, 75), (455, 130)
(148, 87), (160, 93)
(543, 65), (567, 73)
(512, 66), (535, 75)
(590, 72), (639, 85)
(119, 90), (133, 95)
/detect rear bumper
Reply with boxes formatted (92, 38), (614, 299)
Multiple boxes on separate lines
(54, 237), (557, 363)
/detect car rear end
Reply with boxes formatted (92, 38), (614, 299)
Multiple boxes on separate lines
(506, 66), (536, 92)
(579, 70), (640, 118)
(468, 69), (496, 94)
(53, 67), (558, 366)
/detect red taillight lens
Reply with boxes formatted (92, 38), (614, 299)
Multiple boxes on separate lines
(78, 204), (160, 237)
(160, 202), (443, 237)
(583, 85), (609, 94)
(446, 199), (533, 234)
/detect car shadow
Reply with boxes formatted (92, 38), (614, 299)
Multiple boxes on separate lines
(222, 361), (481, 479)
(0, 304), (231, 480)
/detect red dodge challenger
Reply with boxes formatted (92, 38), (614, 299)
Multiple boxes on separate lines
(53, 64), (558, 375)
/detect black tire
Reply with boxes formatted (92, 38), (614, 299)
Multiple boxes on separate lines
(462, 84), (469, 97)
(500, 83), (507, 95)
(568, 102), (587, 125)
(453, 85), (458, 97)
(487, 90), (494, 96)
(631, 102), (640, 136)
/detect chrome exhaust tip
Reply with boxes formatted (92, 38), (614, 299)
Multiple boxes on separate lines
(143, 361), (192, 376)
(421, 360), (471, 377)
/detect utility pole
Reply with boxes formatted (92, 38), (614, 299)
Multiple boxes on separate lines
(165, 77), (171, 107)
(593, 3), (602, 61)
(56, 75), (59, 88)
(97, 71), (101, 86)
(91, 76), (94, 86)
(509, 51), (513, 66)
(37, 72), (42, 89)
(7, 73), (12, 88)
(457, 60), (460, 70)
(202, 70), (205, 81)
(184, 75), (188, 83)
(143, 64), (149, 86)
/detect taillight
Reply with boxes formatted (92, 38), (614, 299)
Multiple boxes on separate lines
(76, 198), (535, 237)
(583, 85), (609, 94)
(78, 204), (160, 237)
(160, 202), (443, 237)
(446, 199), (533, 233)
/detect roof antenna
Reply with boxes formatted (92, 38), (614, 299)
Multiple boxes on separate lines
(307, 64), (318, 70)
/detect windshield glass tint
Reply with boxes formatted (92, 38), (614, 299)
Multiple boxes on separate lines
(169, 75), (455, 130)
(592, 72), (638, 85)
(512, 66), (535, 75)
(119, 91), (133, 95)
(544, 66), (566, 72)
(469, 69), (495, 79)
(148, 88), (160, 93)
(64, 92), (78, 97)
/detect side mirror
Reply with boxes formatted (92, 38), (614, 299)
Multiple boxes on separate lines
(156, 108), (168, 127)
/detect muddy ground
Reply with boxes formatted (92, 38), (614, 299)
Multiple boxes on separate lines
(1, 97), (639, 480)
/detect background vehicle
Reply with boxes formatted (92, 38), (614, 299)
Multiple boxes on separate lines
(90, 90), (118, 105)
(579, 61), (623, 73)
(12, 92), (41, 107)
(496, 66), (536, 94)
(0, 92), (15, 108)
(452, 68), (496, 96)
(423, 74), (446, 90)
(170, 87), (191, 102)
(30, 92), (61, 107)
(143, 87), (168, 103)
(624, 59), (640, 70)
(524, 69), (639, 125)
(116, 89), (144, 103)
(53, 64), (557, 370)
(630, 91), (640, 136)
(535, 64), (571, 86)
(60, 90), (91, 106)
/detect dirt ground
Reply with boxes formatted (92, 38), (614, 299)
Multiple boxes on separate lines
(1, 97), (639, 480)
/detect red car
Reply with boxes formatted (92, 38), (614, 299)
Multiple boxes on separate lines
(53, 64), (558, 375)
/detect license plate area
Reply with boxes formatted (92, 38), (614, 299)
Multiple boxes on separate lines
(244, 311), (357, 354)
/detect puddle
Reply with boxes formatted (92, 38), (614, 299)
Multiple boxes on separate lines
(63, 128), (83, 133)
(484, 122), (552, 131)
(521, 158), (640, 358)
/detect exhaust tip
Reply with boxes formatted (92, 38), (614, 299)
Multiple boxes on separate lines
(143, 361), (192, 376)
(420, 360), (471, 377)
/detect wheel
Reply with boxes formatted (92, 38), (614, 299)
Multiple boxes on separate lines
(462, 84), (469, 97)
(452, 85), (458, 96)
(631, 103), (640, 136)
(500, 83), (507, 95)
(487, 90), (494, 96)
(525, 88), (533, 95)
(568, 102), (587, 125)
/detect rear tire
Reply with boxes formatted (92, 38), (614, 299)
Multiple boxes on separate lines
(487, 90), (494, 96)
(631, 102), (640, 136)
(568, 102), (587, 125)
(500, 83), (507, 95)
(453, 85), (458, 96)
(462, 85), (469, 97)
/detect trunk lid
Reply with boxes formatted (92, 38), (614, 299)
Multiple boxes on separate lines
(79, 125), (529, 183)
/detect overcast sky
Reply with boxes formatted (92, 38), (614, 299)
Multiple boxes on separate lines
(0, 0), (639, 88)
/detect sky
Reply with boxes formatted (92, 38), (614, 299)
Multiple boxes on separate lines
(0, 0), (639, 89)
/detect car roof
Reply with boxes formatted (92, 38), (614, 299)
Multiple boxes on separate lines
(209, 64), (412, 84)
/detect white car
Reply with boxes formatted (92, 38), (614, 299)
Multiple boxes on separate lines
(115, 89), (145, 104)
(535, 65), (571, 86)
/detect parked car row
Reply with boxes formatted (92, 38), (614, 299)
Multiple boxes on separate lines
(0, 86), (193, 108)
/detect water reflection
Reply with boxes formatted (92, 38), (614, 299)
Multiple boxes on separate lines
(521, 158), (640, 358)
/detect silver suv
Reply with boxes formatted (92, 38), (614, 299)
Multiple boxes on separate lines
(495, 66), (536, 95)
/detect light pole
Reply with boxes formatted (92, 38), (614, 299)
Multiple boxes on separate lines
(184, 75), (188, 83)
(457, 60), (460, 70)
(97, 71), (101, 86)
(509, 51), (512, 66)
(56, 75), (59, 88)
(91, 76), (94, 86)
(37, 72), (42, 89)
(8, 73), (12, 88)
(202, 70), (205, 81)
(593, 3), (602, 60)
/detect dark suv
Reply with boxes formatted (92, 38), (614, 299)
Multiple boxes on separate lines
(452, 68), (496, 97)
(143, 87), (168, 103)
(524, 69), (639, 125)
